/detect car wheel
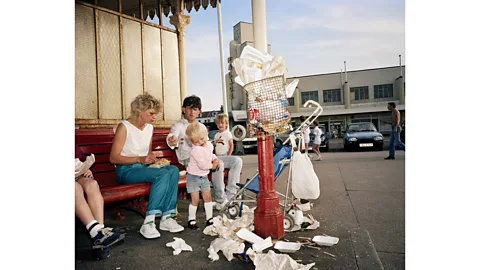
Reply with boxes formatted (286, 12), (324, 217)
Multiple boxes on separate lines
(324, 144), (329, 152)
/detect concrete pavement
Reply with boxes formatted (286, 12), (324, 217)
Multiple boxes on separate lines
(75, 146), (405, 269)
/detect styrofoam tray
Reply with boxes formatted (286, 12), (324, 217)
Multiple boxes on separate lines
(274, 242), (301, 253)
(312, 236), (339, 246)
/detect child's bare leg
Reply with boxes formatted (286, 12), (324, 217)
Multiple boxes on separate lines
(190, 192), (200, 206)
(75, 181), (95, 225)
(202, 190), (214, 222)
(188, 192), (200, 229)
(201, 190), (212, 203)
(77, 177), (104, 224)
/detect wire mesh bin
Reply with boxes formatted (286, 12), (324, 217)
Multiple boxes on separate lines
(244, 75), (292, 137)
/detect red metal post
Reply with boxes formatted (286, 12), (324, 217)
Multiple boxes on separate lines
(254, 131), (284, 239)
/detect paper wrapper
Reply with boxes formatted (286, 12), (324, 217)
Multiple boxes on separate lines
(75, 154), (95, 179)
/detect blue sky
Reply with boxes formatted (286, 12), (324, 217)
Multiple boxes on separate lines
(153, 0), (405, 111)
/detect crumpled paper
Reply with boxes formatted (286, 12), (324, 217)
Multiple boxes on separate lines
(166, 237), (192, 255)
(203, 206), (255, 239)
(207, 238), (245, 262)
(75, 154), (95, 178)
(248, 249), (315, 270)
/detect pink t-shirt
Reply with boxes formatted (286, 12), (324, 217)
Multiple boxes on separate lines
(187, 141), (217, 176)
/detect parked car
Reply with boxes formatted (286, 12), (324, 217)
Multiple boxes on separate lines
(344, 122), (384, 151)
(208, 129), (219, 141)
(275, 126), (329, 152)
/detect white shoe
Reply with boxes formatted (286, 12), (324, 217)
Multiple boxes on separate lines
(316, 156), (322, 161)
(159, 218), (184, 233)
(215, 200), (229, 211)
(140, 222), (161, 239)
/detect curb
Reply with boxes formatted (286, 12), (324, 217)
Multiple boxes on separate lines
(349, 229), (384, 270)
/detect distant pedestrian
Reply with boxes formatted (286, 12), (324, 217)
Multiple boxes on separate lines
(383, 102), (405, 160)
(311, 122), (323, 161)
(299, 116), (310, 153)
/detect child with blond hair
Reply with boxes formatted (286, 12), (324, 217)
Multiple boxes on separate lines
(212, 114), (243, 209)
(184, 122), (219, 229)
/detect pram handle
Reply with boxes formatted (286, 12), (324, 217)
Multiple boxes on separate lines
(283, 100), (324, 145)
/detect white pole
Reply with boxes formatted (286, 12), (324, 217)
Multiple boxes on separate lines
(399, 54), (403, 77)
(344, 61), (348, 82)
(252, 0), (268, 54)
(217, 1), (228, 117)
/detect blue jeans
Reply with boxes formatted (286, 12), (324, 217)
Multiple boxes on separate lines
(389, 125), (405, 157)
(115, 163), (179, 217)
(186, 174), (210, 193)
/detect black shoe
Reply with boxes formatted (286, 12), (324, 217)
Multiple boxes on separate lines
(206, 218), (214, 226)
(384, 156), (395, 160)
(188, 220), (198, 230)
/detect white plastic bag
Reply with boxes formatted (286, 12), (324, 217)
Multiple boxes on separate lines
(289, 134), (320, 199)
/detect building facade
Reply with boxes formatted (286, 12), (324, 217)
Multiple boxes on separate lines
(287, 66), (405, 135)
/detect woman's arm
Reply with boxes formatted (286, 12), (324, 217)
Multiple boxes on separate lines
(110, 123), (148, 165)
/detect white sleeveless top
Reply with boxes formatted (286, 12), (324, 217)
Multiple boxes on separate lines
(113, 120), (153, 157)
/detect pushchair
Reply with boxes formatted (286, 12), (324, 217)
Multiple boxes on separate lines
(219, 100), (324, 231)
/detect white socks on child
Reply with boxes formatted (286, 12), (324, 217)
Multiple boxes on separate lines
(204, 202), (214, 221)
(189, 203), (214, 221)
(188, 204), (197, 221)
(86, 220), (104, 238)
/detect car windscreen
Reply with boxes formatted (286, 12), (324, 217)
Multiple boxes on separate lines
(348, 123), (377, 132)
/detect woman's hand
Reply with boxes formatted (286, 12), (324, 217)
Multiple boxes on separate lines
(83, 169), (94, 179)
(140, 153), (157, 164)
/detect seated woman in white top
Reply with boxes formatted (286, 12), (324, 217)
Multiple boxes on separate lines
(110, 93), (184, 239)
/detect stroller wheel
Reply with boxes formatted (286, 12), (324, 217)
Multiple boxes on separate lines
(283, 215), (296, 231)
(227, 204), (240, 219)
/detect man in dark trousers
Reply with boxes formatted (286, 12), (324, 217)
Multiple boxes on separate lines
(383, 102), (405, 160)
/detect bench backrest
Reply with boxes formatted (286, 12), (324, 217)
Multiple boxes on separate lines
(75, 129), (184, 188)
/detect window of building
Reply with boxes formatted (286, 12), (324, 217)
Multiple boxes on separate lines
(288, 97), (295, 106)
(301, 91), (319, 104)
(374, 84), (394, 99)
(350, 86), (369, 100)
(323, 89), (341, 103)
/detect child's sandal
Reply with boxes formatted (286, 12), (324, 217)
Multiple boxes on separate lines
(188, 220), (198, 230)
(206, 218), (214, 226)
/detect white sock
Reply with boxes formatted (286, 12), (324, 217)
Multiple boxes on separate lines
(144, 214), (155, 224)
(204, 202), (214, 220)
(188, 204), (198, 221)
(86, 220), (103, 238)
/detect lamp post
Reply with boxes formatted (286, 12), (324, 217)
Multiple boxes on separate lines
(251, 0), (284, 239)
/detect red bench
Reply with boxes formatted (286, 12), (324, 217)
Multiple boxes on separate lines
(75, 129), (231, 219)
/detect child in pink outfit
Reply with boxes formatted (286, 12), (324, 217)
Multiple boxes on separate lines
(185, 122), (219, 229)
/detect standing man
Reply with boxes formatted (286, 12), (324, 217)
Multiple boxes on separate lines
(384, 102), (405, 160)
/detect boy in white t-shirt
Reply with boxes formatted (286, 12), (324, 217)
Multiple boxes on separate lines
(212, 114), (243, 210)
